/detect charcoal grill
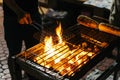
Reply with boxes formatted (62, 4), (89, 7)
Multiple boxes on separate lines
(13, 21), (119, 80)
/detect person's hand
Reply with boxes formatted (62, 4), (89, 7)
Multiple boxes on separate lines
(18, 13), (32, 24)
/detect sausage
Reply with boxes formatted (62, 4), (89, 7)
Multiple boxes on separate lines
(98, 23), (120, 37)
(77, 15), (99, 29)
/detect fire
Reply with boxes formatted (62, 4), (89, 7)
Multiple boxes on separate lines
(43, 23), (67, 64)
(56, 22), (63, 44)
(44, 36), (53, 52)
(34, 22), (98, 76)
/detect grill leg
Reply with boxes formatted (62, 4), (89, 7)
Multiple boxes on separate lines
(113, 68), (119, 80)
(113, 39), (120, 80)
(113, 63), (120, 80)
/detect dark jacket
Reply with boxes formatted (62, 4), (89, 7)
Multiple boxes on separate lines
(3, 0), (39, 17)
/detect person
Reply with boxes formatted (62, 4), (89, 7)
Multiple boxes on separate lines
(109, 0), (120, 27)
(3, 0), (42, 80)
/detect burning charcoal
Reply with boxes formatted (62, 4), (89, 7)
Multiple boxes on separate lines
(60, 69), (68, 76)
(101, 42), (108, 48)
(46, 60), (55, 68)
(94, 48), (99, 53)
(63, 63), (70, 68)
(61, 58), (69, 63)
(86, 47), (92, 52)
(81, 42), (88, 49)
(87, 52), (94, 57)
(69, 64), (76, 71)
(93, 45), (99, 53)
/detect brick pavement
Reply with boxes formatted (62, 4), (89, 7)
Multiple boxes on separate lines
(0, 5), (11, 80)
(0, 5), (120, 80)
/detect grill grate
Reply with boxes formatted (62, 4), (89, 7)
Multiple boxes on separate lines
(18, 41), (101, 79)
(15, 24), (119, 80)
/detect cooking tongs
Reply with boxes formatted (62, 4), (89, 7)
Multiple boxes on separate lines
(30, 21), (44, 31)
(29, 21), (44, 41)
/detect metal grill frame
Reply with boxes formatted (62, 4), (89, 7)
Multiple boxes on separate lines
(14, 24), (119, 80)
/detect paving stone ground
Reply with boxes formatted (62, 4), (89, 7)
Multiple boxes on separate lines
(0, 5), (120, 80)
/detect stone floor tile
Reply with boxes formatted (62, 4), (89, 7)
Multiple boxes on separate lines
(2, 65), (8, 69)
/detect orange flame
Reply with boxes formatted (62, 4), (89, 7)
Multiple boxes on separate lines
(56, 22), (63, 44)
(34, 22), (97, 76)
(44, 22), (67, 64)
